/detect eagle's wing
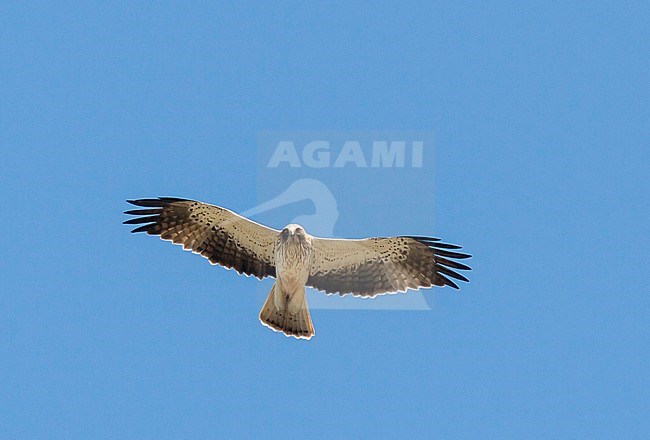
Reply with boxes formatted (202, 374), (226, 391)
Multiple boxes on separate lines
(307, 236), (470, 297)
(124, 197), (277, 279)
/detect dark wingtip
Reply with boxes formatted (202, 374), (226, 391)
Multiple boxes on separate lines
(126, 197), (189, 208)
(130, 224), (156, 234)
(404, 236), (472, 259)
(436, 257), (472, 272)
(437, 264), (470, 282)
(403, 235), (472, 287)
(123, 215), (160, 225)
(434, 249), (472, 260)
(432, 242), (463, 250)
(125, 197), (191, 233)
(404, 235), (441, 242)
(437, 273), (460, 289)
(124, 208), (162, 215)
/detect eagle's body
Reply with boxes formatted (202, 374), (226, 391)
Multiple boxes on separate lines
(124, 197), (471, 340)
(274, 224), (313, 293)
(262, 224), (315, 337)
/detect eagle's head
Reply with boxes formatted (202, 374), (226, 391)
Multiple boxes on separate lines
(280, 224), (310, 244)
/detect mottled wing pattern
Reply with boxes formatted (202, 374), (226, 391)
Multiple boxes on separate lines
(124, 197), (277, 279)
(307, 236), (470, 297)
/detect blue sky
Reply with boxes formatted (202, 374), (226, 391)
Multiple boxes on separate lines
(1, 2), (648, 438)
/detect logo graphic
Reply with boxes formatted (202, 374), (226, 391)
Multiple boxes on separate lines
(252, 131), (435, 310)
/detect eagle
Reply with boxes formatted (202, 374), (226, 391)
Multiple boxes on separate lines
(124, 197), (471, 340)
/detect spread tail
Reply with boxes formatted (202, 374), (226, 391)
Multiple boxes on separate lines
(259, 282), (314, 340)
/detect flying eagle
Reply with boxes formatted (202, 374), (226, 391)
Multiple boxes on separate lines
(124, 197), (471, 340)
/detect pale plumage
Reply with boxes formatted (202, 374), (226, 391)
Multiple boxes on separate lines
(124, 197), (471, 339)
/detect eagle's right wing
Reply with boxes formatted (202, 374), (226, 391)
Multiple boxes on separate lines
(124, 197), (278, 279)
(307, 236), (471, 297)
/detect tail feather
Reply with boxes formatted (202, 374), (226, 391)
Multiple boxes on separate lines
(259, 282), (314, 340)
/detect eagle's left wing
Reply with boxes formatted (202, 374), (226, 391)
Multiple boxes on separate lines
(307, 236), (471, 297)
(124, 197), (278, 279)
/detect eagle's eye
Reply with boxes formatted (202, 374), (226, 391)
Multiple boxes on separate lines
(281, 228), (290, 239)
